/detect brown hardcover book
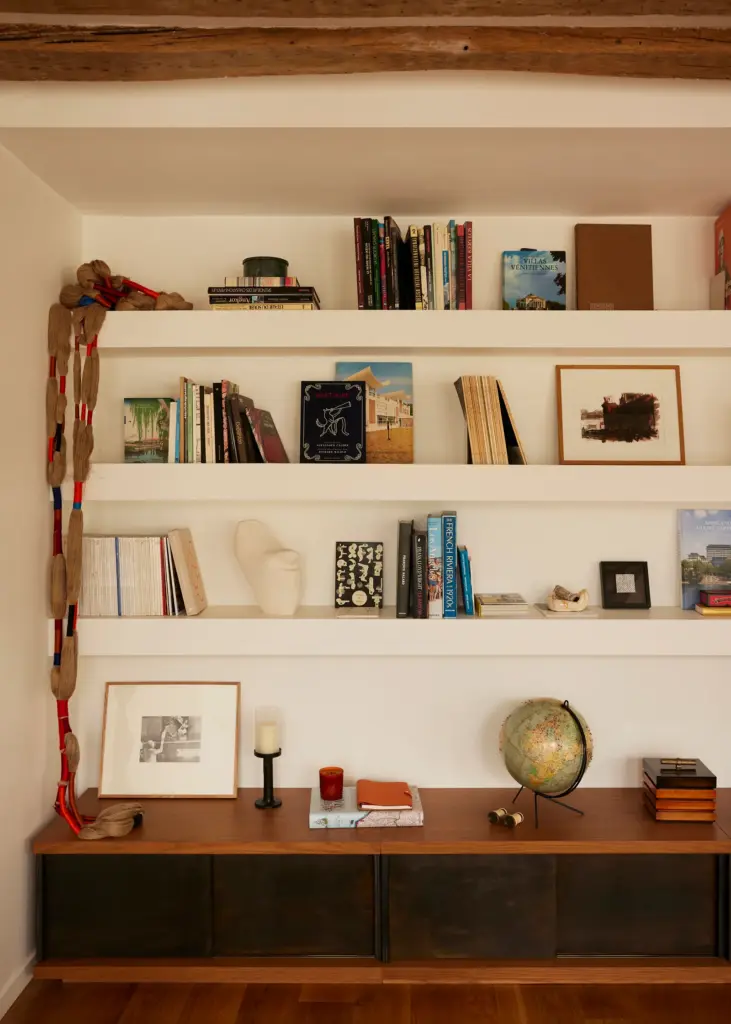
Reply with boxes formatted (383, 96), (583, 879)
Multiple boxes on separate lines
(643, 775), (716, 800)
(643, 759), (716, 790)
(575, 224), (654, 310)
(644, 795), (716, 823)
(643, 784), (715, 812)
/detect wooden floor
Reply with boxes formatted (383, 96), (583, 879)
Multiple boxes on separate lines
(4, 981), (731, 1023)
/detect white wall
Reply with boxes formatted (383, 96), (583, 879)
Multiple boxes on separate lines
(0, 146), (80, 1015)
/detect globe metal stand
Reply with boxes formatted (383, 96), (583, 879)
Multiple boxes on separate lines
(511, 700), (589, 828)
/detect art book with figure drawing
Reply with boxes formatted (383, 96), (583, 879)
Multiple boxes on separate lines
(300, 381), (366, 462)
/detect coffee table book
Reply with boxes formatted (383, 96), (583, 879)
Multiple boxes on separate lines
(309, 785), (424, 829)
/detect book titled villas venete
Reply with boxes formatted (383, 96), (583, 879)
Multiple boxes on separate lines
(502, 250), (566, 311)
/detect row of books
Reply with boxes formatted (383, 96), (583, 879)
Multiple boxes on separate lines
(208, 282), (320, 312)
(454, 375), (526, 466)
(310, 780), (423, 829)
(354, 217), (473, 310)
(397, 515), (473, 619)
(694, 589), (731, 616)
(643, 758), (716, 823)
(79, 528), (207, 618)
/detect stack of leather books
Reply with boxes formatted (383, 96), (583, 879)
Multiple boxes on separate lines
(643, 757), (717, 823)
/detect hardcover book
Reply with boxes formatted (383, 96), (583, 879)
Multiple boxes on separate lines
(335, 541), (384, 611)
(397, 520), (413, 618)
(442, 512), (457, 618)
(502, 250), (566, 311)
(245, 406), (289, 463)
(575, 224), (653, 310)
(427, 514), (443, 619)
(412, 530), (427, 618)
(309, 786), (424, 829)
(678, 510), (731, 610)
(335, 362), (413, 464)
(457, 545), (474, 616)
(643, 758), (716, 790)
(300, 381), (366, 463)
(123, 398), (172, 463)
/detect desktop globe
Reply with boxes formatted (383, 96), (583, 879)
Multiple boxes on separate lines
(499, 697), (593, 797)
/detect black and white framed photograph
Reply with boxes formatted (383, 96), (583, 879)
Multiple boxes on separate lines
(100, 682), (240, 798)
(599, 561), (651, 610)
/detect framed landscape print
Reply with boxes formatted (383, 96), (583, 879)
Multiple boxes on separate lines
(100, 682), (240, 798)
(556, 365), (685, 465)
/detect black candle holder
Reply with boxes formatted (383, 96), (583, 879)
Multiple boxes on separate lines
(254, 748), (282, 809)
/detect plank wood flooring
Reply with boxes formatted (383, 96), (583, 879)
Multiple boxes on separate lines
(4, 982), (731, 1024)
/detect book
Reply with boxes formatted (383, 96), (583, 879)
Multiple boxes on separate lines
(79, 537), (119, 617)
(449, 220), (457, 310)
(209, 295), (320, 307)
(168, 528), (208, 616)
(211, 303), (318, 311)
(502, 249), (566, 311)
(642, 758), (716, 790)
(226, 277), (300, 287)
(643, 787), (715, 812)
(695, 604), (731, 616)
(123, 398), (172, 463)
(457, 546), (474, 616)
(354, 218), (365, 309)
(209, 285), (319, 299)
(204, 388), (215, 464)
(363, 217), (374, 309)
(309, 786), (424, 829)
(378, 221), (387, 310)
(418, 227), (428, 311)
(465, 221), (473, 309)
(356, 779), (412, 810)
(575, 224), (653, 310)
(212, 382), (224, 463)
(167, 401), (177, 463)
(424, 224), (434, 311)
(397, 520), (413, 619)
(245, 406), (289, 463)
(186, 380), (195, 464)
(335, 361), (413, 464)
(643, 775), (716, 800)
(457, 223), (466, 310)
(678, 510), (731, 610)
(427, 514), (443, 619)
(454, 376), (527, 466)
(226, 393), (257, 464)
(412, 530), (427, 619)
(194, 385), (202, 463)
(370, 219), (381, 310)
(335, 541), (384, 611)
(409, 225), (423, 310)
(699, 589), (731, 607)
(442, 512), (457, 619)
(300, 381), (366, 463)
(475, 593), (530, 616)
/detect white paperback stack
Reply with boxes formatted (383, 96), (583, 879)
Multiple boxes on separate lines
(309, 786), (424, 829)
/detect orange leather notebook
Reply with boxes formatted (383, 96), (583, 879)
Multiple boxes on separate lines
(356, 780), (412, 810)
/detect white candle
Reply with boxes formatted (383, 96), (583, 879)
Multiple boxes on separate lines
(255, 720), (279, 754)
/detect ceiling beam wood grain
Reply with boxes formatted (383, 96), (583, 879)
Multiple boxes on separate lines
(0, 23), (729, 82)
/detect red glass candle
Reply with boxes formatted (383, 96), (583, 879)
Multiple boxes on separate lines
(319, 766), (344, 802)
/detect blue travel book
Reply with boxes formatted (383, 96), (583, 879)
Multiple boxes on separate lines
(442, 512), (457, 619)
(458, 545), (474, 616)
(427, 514), (443, 619)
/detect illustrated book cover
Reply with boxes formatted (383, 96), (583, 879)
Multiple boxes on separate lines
(502, 250), (566, 311)
(245, 406), (289, 463)
(678, 509), (731, 610)
(335, 540), (384, 610)
(309, 786), (424, 829)
(124, 398), (172, 463)
(442, 512), (457, 619)
(300, 381), (366, 463)
(335, 361), (413, 464)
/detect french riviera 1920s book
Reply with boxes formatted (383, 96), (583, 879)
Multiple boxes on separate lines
(397, 520), (413, 618)
(300, 381), (366, 463)
(335, 541), (384, 612)
(309, 786), (423, 829)
(442, 512), (457, 619)
(124, 398), (172, 463)
(502, 250), (566, 311)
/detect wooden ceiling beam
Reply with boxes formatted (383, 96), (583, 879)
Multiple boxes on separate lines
(0, 23), (729, 82)
(0, 1), (725, 18)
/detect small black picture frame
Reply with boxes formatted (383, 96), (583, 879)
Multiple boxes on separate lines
(599, 561), (651, 610)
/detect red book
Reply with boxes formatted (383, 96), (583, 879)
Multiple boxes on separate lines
(457, 224), (466, 310)
(699, 590), (731, 607)
(353, 218), (365, 310)
(465, 221), (473, 309)
(245, 406), (289, 463)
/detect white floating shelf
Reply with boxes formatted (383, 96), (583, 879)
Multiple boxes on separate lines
(59, 463), (731, 505)
(99, 310), (731, 354)
(51, 606), (730, 659)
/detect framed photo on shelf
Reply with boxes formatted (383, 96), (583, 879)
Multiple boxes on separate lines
(599, 561), (651, 610)
(556, 365), (685, 465)
(99, 681), (240, 799)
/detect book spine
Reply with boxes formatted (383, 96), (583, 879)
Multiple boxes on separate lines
(225, 396), (241, 463)
(700, 591), (731, 607)
(457, 223), (466, 310)
(457, 546), (474, 616)
(378, 222), (388, 310)
(449, 220), (457, 310)
(371, 219), (381, 309)
(114, 537), (122, 617)
(442, 236), (451, 311)
(175, 400), (181, 464)
(412, 530), (427, 618)
(424, 225), (434, 312)
(362, 217), (374, 309)
(354, 218), (365, 310)
(212, 383), (224, 463)
(187, 382), (194, 463)
(168, 401), (177, 463)
(409, 225), (423, 310)
(384, 217), (394, 310)
(389, 219), (401, 310)
(195, 386), (203, 463)
(236, 276), (299, 286)
(427, 514), (443, 619)
(209, 285), (315, 295)
(442, 513), (457, 618)
(205, 391), (215, 464)
(396, 520), (413, 619)
(418, 227), (428, 311)
(179, 377), (186, 463)
(211, 304), (317, 311)
(221, 381), (230, 463)
(465, 221), (473, 309)
(209, 294), (318, 305)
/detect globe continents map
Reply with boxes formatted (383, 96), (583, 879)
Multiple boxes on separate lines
(500, 698), (593, 797)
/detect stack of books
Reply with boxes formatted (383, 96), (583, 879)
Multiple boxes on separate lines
(475, 593), (530, 617)
(79, 528), (207, 618)
(124, 388), (289, 465)
(397, 515), (474, 619)
(695, 589), (731, 616)
(353, 217), (473, 310)
(643, 757), (717, 823)
(309, 781), (423, 829)
(209, 273), (319, 311)
(454, 376), (527, 465)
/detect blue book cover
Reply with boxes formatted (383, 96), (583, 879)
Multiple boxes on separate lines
(678, 509), (731, 609)
(427, 514), (443, 618)
(502, 250), (566, 310)
(442, 512), (457, 618)
(458, 546), (474, 616)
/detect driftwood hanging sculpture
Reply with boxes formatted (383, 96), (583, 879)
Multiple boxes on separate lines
(49, 262), (192, 840)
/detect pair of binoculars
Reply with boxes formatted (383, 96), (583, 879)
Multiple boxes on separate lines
(487, 807), (524, 828)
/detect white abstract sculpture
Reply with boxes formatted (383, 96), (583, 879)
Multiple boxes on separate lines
(235, 520), (302, 617)
(547, 585), (589, 613)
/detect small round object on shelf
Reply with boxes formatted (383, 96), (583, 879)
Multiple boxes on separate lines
(487, 807), (508, 824)
(499, 697), (593, 798)
(243, 256), (289, 278)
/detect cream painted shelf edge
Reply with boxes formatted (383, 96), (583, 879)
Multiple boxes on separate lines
(56, 464), (731, 504)
(47, 606), (730, 658)
(99, 310), (731, 353)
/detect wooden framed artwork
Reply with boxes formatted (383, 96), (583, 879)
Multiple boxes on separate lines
(100, 682), (240, 799)
(556, 365), (685, 465)
(600, 561), (651, 610)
